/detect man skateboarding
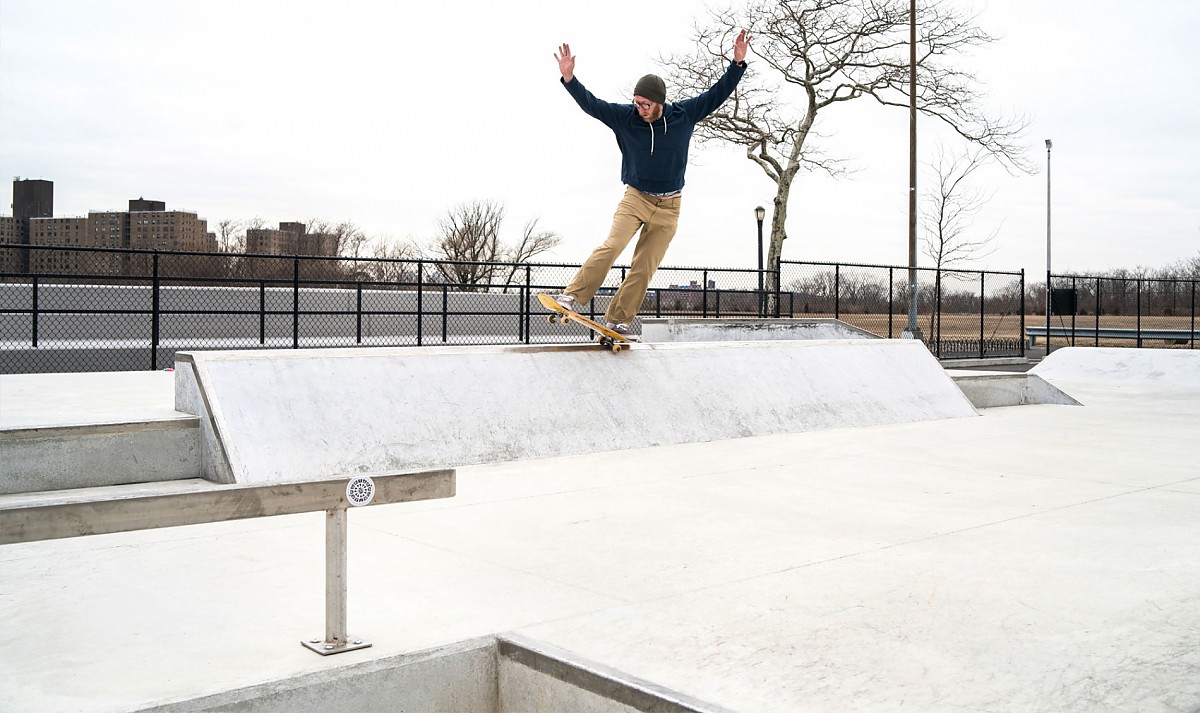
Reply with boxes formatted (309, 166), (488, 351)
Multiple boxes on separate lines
(551, 30), (752, 340)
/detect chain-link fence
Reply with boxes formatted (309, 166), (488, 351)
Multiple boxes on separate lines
(4, 244), (1026, 373)
(1041, 274), (1199, 350)
(779, 261), (1027, 359)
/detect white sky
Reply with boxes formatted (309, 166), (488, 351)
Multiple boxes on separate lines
(1, 0), (1197, 278)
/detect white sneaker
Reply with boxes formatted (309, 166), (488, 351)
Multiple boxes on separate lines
(554, 293), (580, 312)
(605, 322), (639, 341)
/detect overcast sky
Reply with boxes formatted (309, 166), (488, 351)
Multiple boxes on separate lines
(1, 0), (1197, 279)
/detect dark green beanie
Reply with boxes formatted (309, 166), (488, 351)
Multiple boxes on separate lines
(633, 74), (667, 104)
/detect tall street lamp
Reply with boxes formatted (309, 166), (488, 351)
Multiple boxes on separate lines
(1045, 138), (1053, 351)
(904, 0), (922, 340)
(755, 206), (766, 317)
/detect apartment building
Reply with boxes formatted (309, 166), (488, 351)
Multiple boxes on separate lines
(246, 222), (337, 256)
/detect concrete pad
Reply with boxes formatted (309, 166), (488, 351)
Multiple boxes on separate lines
(2, 362), (1198, 711)
(174, 340), (977, 484)
(2, 347), (1197, 711)
(641, 318), (879, 342)
(0, 370), (183, 429)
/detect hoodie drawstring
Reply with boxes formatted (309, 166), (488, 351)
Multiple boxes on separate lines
(649, 114), (667, 156)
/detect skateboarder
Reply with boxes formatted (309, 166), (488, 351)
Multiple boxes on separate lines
(552, 30), (752, 339)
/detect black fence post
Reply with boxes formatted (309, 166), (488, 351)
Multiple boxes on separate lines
(417, 262), (424, 347)
(523, 265), (532, 345)
(1070, 276), (1078, 343)
(31, 275), (39, 348)
(834, 264), (841, 320)
(1136, 278), (1143, 347)
(1045, 270), (1052, 354)
(356, 282), (363, 345)
(979, 271), (985, 359)
(441, 284), (449, 343)
(1095, 277), (1101, 346)
(151, 252), (161, 370)
(935, 269), (944, 358)
(888, 267), (894, 339)
(1191, 279), (1196, 349)
(702, 270), (709, 318)
(258, 280), (266, 345)
(1019, 269), (1026, 357)
(292, 258), (300, 349)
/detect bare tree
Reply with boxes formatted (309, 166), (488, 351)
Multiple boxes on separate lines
(660, 0), (1032, 303)
(306, 219), (369, 258)
(497, 218), (563, 292)
(920, 146), (999, 269)
(215, 219), (245, 253)
(364, 238), (421, 285)
(427, 201), (561, 290)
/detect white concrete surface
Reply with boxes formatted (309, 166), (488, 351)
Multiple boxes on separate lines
(2, 347), (1198, 712)
(0, 370), (182, 430)
(174, 340), (977, 484)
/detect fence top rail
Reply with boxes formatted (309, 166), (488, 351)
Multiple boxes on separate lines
(782, 259), (1023, 278)
(3, 242), (784, 276)
(1052, 273), (1200, 286)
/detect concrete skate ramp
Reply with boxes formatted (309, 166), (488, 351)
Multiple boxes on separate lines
(1032, 347), (1200, 386)
(175, 340), (978, 484)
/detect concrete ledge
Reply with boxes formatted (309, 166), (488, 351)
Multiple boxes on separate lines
(175, 340), (978, 484)
(0, 418), (200, 495)
(641, 317), (880, 342)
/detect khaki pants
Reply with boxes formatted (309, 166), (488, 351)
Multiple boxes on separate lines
(565, 186), (682, 325)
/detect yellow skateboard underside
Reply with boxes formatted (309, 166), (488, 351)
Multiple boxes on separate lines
(537, 294), (634, 352)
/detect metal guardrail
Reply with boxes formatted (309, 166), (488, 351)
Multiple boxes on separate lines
(1026, 326), (1200, 347)
(0, 469), (456, 655)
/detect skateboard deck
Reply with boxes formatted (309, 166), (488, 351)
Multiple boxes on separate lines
(537, 294), (635, 352)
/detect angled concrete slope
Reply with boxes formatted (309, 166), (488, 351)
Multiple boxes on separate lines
(1032, 347), (1200, 386)
(175, 340), (978, 484)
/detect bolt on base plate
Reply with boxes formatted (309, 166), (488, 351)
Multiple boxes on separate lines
(301, 636), (372, 656)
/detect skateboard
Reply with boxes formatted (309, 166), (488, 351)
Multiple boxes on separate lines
(537, 294), (635, 352)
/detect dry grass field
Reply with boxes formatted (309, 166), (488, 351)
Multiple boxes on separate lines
(786, 312), (1199, 349)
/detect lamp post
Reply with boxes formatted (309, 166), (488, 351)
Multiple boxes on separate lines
(904, 0), (922, 340)
(1045, 138), (1053, 352)
(755, 206), (766, 317)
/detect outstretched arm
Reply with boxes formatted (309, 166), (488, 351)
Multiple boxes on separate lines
(555, 43), (575, 83)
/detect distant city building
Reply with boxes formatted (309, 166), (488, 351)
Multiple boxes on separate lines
(13, 178), (53, 221)
(2, 180), (217, 275)
(246, 222), (337, 257)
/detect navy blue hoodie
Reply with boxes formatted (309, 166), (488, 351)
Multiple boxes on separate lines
(561, 61), (746, 195)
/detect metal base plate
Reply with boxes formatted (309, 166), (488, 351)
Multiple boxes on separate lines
(302, 636), (372, 656)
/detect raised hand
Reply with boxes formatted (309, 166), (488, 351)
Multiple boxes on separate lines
(555, 43), (576, 82)
(733, 29), (752, 63)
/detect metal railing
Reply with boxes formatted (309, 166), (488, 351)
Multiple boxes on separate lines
(2, 243), (1028, 372)
(0, 470), (455, 655)
(1044, 272), (1199, 350)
